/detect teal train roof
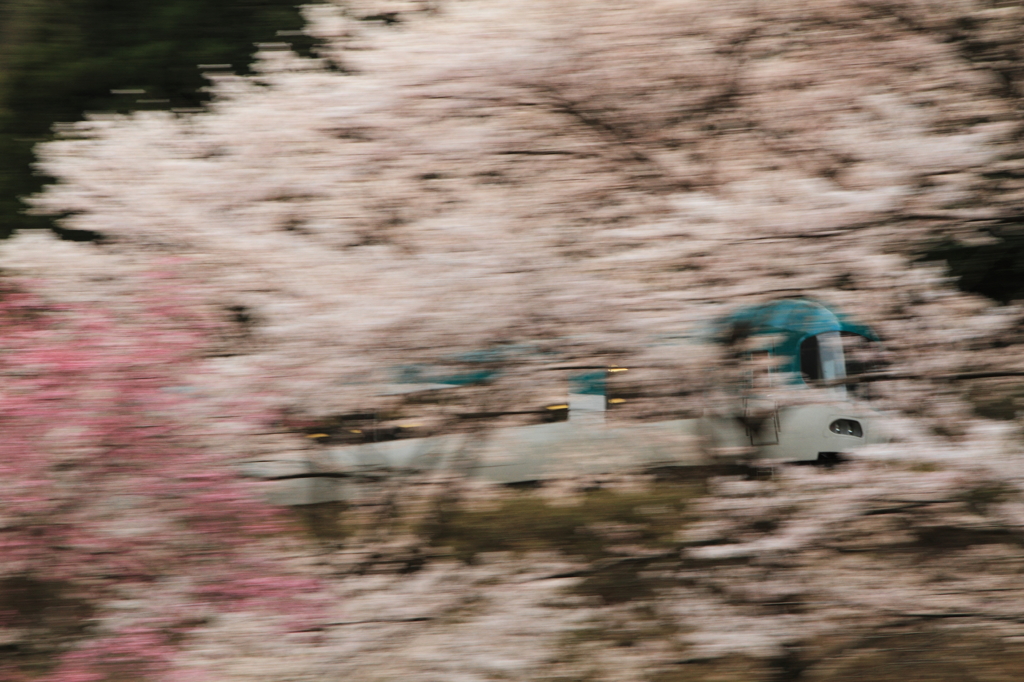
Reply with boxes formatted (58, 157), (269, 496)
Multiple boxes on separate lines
(390, 299), (879, 393)
(715, 299), (879, 383)
(719, 299), (877, 338)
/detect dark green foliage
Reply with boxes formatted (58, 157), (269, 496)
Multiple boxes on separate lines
(292, 500), (353, 542)
(424, 485), (701, 563)
(920, 231), (1024, 304)
(799, 629), (1024, 682)
(956, 481), (1015, 515)
(0, 0), (319, 238)
(0, 575), (96, 677)
(0, 575), (93, 631)
(424, 483), (703, 603)
(966, 380), (1024, 420)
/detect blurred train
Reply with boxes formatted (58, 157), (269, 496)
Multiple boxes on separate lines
(696, 298), (885, 461)
(245, 299), (889, 504)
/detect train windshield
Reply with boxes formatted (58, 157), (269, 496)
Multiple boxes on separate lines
(800, 331), (883, 398)
(800, 331), (848, 397)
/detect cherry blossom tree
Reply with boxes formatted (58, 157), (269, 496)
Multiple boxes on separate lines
(4, 1), (1024, 675)
(0, 275), (324, 681)
(9, 0), (1023, 426)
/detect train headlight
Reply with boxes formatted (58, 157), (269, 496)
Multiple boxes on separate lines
(829, 419), (863, 438)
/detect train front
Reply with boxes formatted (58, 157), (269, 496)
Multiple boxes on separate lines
(700, 299), (889, 463)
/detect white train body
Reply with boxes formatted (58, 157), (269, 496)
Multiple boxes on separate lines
(244, 299), (889, 505)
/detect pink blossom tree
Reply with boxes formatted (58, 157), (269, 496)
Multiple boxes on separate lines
(0, 275), (324, 682)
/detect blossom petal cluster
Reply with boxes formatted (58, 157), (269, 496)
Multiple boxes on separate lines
(0, 280), (324, 681)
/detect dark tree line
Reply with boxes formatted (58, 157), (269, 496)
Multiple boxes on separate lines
(0, 0), (317, 238)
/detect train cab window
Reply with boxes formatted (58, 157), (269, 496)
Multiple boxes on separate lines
(800, 331), (848, 397)
(801, 331), (883, 398)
